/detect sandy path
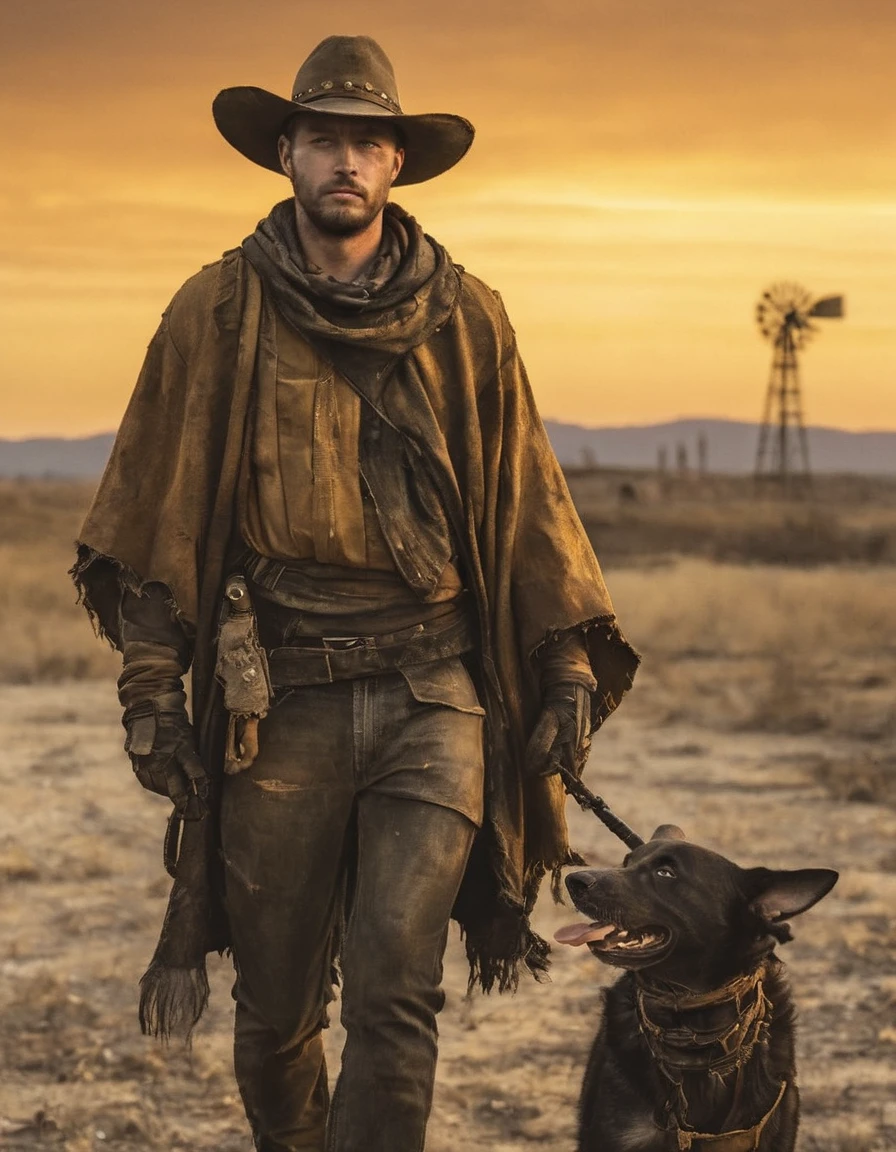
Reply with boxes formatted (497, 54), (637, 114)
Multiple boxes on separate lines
(1, 678), (894, 1151)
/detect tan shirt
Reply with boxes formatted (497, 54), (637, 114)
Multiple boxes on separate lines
(241, 312), (463, 600)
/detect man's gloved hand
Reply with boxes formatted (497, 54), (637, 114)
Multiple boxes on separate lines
(524, 680), (593, 779)
(123, 697), (209, 819)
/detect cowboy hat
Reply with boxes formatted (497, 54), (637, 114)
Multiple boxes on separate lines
(212, 35), (474, 186)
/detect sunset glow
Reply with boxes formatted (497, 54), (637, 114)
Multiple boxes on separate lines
(3, 0), (895, 436)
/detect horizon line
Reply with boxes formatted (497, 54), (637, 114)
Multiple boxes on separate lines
(4, 417), (896, 444)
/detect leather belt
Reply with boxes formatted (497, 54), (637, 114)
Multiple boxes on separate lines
(266, 612), (476, 687)
(278, 617), (441, 650)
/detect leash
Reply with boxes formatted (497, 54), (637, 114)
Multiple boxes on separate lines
(557, 764), (644, 850)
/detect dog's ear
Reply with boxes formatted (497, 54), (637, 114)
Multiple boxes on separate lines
(650, 825), (687, 841)
(745, 868), (839, 921)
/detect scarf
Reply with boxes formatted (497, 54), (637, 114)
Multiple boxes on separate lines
(241, 200), (460, 353)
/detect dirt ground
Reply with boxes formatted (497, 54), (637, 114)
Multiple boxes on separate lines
(1, 479), (894, 1149)
(1, 654), (894, 1151)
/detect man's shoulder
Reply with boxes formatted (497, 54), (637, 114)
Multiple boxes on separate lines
(165, 249), (251, 346)
(168, 249), (245, 316)
(451, 268), (515, 359)
(456, 268), (508, 321)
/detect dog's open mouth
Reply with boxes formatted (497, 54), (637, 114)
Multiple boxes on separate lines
(554, 920), (669, 956)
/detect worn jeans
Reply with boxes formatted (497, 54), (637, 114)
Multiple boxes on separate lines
(220, 659), (485, 1152)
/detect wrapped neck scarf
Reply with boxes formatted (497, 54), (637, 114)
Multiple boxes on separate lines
(242, 199), (460, 353)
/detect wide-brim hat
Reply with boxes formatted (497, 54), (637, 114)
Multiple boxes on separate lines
(213, 35), (474, 186)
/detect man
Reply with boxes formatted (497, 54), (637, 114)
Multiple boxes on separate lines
(73, 35), (638, 1152)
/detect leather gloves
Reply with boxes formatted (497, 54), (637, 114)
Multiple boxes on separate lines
(124, 694), (209, 819)
(118, 582), (208, 818)
(525, 628), (596, 779)
(525, 681), (593, 779)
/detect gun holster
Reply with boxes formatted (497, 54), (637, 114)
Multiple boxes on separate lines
(215, 575), (272, 775)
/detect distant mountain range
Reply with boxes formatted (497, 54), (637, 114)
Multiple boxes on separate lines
(0, 434), (115, 479)
(1, 420), (893, 478)
(546, 419), (895, 474)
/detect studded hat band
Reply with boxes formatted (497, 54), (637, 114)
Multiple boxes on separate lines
(292, 78), (401, 115)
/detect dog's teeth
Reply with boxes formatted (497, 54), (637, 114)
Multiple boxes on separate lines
(616, 930), (628, 938)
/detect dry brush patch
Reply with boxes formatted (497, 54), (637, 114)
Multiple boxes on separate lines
(610, 560), (896, 806)
(568, 469), (896, 567)
(0, 480), (117, 683)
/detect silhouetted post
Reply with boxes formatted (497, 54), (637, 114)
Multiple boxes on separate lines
(657, 445), (668, 474)
(581, 445), (597, 470)
(676, 443), (689, 475)
(697, 432), (708, 476)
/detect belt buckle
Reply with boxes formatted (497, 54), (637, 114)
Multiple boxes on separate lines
(322, 635), (370, 651)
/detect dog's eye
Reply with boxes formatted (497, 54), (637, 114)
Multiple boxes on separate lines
(655, 866), (676, 879)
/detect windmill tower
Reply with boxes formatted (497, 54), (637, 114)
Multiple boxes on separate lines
(754, 282), (844, 488)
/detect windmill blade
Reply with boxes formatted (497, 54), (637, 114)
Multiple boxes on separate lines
(755, 280), (817, 343)
(809, 295), (844, 319)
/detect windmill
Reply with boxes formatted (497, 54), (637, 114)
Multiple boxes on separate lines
(754, 282), (844, 487)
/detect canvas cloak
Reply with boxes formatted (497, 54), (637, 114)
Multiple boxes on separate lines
(73, 239), (639, 1033)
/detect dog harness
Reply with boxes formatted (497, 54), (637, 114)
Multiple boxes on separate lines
(635, 960), (788, 1150)
(668, 1080), (787, 1151)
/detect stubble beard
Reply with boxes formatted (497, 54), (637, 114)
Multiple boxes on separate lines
(293, 176), (388, 238)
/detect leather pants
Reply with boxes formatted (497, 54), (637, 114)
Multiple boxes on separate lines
(220, 664), (485, 1152)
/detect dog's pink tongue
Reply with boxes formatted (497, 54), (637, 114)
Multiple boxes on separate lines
(554, 922), (615, 947)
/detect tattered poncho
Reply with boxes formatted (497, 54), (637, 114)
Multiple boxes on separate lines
(74, 202), (639, 1010)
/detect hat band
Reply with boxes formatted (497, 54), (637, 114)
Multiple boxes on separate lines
(292, 80), (401, 115)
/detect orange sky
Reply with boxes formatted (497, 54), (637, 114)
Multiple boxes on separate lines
(2, 0), (895, 436)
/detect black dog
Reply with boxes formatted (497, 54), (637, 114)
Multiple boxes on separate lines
(555, 826), (837, 1152)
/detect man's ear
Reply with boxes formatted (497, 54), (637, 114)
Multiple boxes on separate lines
(390, 147), (405, 186)
(745, 867), (838, 921)
(277, 134), (293, 178)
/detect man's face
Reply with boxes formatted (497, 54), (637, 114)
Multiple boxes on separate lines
(278, 112), (405, 237)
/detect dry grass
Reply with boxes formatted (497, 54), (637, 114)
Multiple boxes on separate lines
(1, 478), (894, 801)
(610, 559), (896, 807)
(569, 468), (896, 567)
(1, 481), (894, 759)
(0, 480), (118, 683)
(2, 475), (891, 811)
(612, 559), (895, 660)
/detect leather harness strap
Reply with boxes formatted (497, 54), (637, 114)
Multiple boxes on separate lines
(635, 960), (788, 1150)
(673, 1080), (788, 1151)
(636, 964), (773, 1079)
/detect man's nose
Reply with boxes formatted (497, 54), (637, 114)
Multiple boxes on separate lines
(333, 144), (359, 175)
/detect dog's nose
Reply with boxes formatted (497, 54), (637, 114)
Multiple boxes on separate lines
(566, 871), (600, 899)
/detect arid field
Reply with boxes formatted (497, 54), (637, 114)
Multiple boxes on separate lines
(1, 475), (894, 1150)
